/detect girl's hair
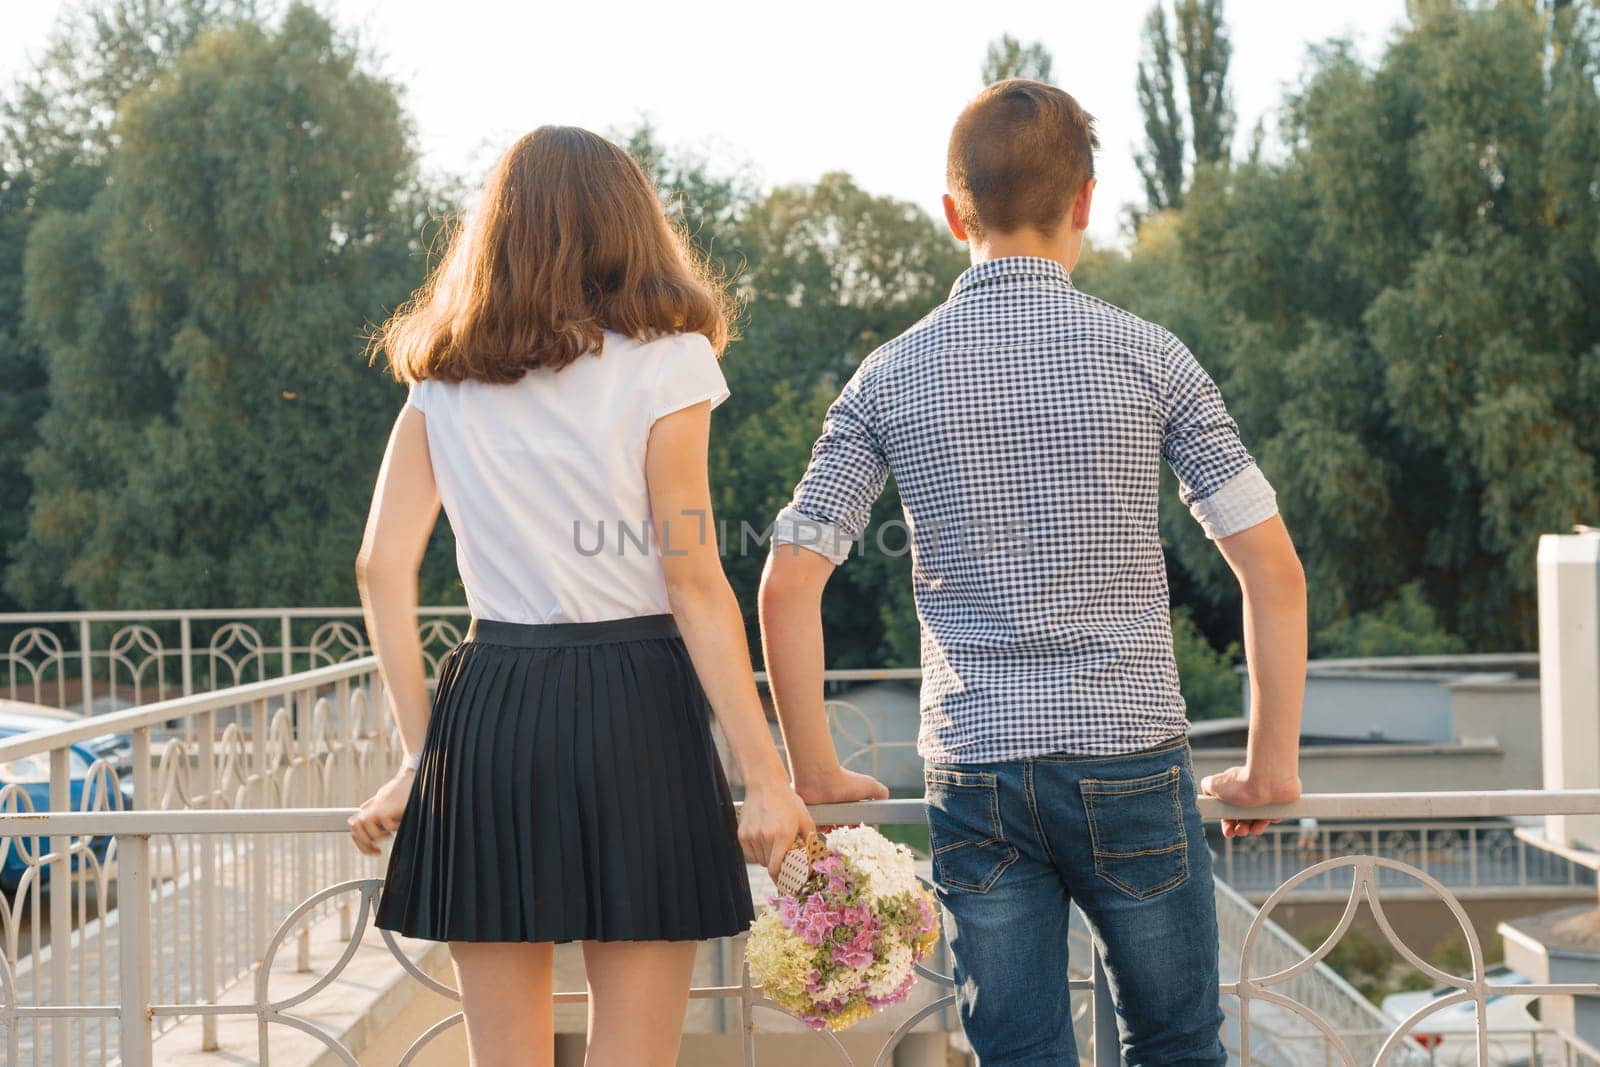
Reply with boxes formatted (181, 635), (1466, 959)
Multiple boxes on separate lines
(372, 126), (733, 384)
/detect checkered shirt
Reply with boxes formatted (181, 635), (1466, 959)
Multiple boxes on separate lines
(772, 256), (1278, 763)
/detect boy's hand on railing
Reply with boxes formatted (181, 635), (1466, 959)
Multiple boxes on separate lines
(347, 769), (414, 855)
(1200, 765), (1303, 839)
(792, 767), (890, 808)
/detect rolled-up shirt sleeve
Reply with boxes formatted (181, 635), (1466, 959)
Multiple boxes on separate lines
(772, 372), (889, 565)
(1161, 334), (1279, 539)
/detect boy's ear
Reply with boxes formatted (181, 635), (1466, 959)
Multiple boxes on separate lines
(1071, 178), (1097, 233)
(942, 194), (969, 243)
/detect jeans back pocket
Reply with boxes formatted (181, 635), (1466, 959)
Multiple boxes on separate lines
(1079, 765), (1189, 901)
(925, 768), (1019, 895)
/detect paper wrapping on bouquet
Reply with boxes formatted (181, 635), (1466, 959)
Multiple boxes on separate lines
(775, 831), (829, 896)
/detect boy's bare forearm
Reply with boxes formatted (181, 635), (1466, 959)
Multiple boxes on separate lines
(1239, 564), (1307, 787)
(758, 562), (844, 787)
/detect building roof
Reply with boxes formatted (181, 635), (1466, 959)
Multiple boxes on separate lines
(1502, 904), (1600, 958)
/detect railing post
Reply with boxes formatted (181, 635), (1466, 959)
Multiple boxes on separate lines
(1092, 946), (1121, 1066)
(118, 833), (153, 1067)
(131, 725), (151, 811)
(79, 617), (93, 713)
(180, 616), (194, 698)
(280, 614), (293, 680)
(336, 678), (353, 942)
(740, 959), (756, 1067)
(296, 688), (313, 973)
(198, 708), (219, 1050)
(49, 746), (71, 1067)
(252, 699), (271, 962)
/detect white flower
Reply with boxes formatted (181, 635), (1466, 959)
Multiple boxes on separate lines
(827, 824), (920, 900)
(818, 966), (866, 1003)
(865, 941), (914, 999)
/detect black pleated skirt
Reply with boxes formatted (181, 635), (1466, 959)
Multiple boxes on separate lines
(373, 613), (755, 943)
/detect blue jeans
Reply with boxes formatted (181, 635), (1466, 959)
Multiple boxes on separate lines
(924, 735), (1226, 1066)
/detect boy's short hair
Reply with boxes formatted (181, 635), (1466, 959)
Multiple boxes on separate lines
(947, 79), (1099, 240)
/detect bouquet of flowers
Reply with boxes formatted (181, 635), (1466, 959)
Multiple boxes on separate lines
(745, 825), (941, 1031)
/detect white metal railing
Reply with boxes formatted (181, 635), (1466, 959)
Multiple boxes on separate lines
(2, 793), (1600, 1065)
(0, 608), (923, 713)
(0, 660), (396, 1064)
(3, 616), (1599, 1064)
(0, 608), (468, 711)
(1220, 819), (1597, 900)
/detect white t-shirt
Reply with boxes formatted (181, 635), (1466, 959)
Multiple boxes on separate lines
(407, 329), (730, 624)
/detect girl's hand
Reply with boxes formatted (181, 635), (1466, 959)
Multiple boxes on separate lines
(738, 779), (817, 880)
(347, 769), (415, 855)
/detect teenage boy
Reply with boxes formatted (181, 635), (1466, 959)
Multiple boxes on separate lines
(759, 79), (1307, 1066)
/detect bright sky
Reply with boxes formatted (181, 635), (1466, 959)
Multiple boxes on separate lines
(3, 1), (1409, 244)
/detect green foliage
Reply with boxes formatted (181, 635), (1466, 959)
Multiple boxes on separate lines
(1300, 918), (1501, 1001)
(981, 35), (1054, 84)
(0, 0), (254, 609)
(1314, 582), (1469, 658)
(1172, 607), (1242, 719)
(1135, 0), (1236, 214)
(1175, 0), (1234, 169)
(7, 0), (1575, 683)
(617, 129), (969, 666)
(1136, 5), (1187, 212)
(1102, 1), (1600, 650)
(8, 3), (434, 608)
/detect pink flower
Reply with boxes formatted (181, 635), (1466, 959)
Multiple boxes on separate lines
(867, 972), (916, 1007)
(832, 943), (875, 968)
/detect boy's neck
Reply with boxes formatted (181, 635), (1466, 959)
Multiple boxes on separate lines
(968, 227), (1083, 275)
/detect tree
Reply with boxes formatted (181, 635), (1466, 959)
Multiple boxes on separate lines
(1135, 1), (1236, 213)
(724, 173), (968, 666)
(1313, 582), (1468, 658)
(1135, 5), (1186, 211)
(0, 0), (253, 609)
(1175, 0), (1234, 170)
(1171, 608), (1242, 719)
(1098, 1), (1600, 651)
(616, 125), (969, 667)
(981, 35), (1054, 84)
(10, 3), (434, 608)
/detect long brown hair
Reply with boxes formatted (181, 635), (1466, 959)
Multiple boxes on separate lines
(372, 126), (733, 384)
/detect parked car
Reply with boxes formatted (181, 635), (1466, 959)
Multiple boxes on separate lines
(0, 704), (137, 893)
(0, 700), (136, 782)
(1382, 965), (1549, 1065)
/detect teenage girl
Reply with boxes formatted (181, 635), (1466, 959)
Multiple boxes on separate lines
(346, 125), (813, 1067)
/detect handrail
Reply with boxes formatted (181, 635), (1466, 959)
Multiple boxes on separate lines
(0, 607), (470, 622)
(8, 789), (1600, 834)
(0, 656), (377, 759)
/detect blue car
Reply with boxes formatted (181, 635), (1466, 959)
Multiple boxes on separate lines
(0, 708), (136, 893)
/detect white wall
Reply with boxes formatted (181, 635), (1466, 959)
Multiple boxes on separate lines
(1539, 531), (1600, 850)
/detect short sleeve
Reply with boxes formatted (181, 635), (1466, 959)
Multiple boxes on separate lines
(405, 380), (429, 414)
(651, 333), (730, 421)
(1160, 334), (1278, 539)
